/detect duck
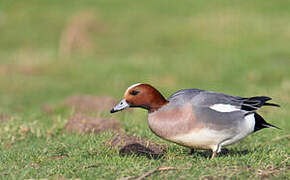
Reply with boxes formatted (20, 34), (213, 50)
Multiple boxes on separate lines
(110, 83), (280, 158)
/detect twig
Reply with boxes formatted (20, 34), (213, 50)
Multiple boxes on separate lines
(136, 167), (159, 180)
(116, 166), (189, 180)
(136, 166), (189, 180)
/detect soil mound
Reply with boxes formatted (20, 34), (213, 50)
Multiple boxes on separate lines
(106, 133), (166, 159)
(64, 94), (118, 113)
(65, 113), (121, 134)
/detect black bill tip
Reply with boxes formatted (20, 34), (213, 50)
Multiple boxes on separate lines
(110, 108), (116, 113)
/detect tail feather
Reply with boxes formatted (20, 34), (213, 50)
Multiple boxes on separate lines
(248, 96), (271, 102)
(241, 96), (280, 111)
(264, 102), (280, 107)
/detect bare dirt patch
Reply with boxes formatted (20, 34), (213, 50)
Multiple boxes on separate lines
(11, 48), (52, 76)
(64, 113), (121, 134)
(0, 65), (9, 76)
(41, 104), (55, 114)
(105, 133), (166, 159)
(63, 94), (118, 113)
(0, 113), (10, 123)
(59, 10), (104, 58)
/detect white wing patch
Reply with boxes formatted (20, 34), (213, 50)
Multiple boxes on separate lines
(209, 104), (240, 112)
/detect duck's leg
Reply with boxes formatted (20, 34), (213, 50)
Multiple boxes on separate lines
(211, 145), (221, 159)
(211, 151), (217, 159)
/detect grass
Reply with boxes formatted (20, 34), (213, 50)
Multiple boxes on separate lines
(0, 0), (289, 179)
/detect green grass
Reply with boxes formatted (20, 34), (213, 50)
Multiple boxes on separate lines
(0, 0), (289, 179)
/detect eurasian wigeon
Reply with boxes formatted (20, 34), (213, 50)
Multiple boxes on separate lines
(110, 83), (280, 158)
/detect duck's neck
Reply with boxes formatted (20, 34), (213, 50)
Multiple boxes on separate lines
(148, 91), (169, 113)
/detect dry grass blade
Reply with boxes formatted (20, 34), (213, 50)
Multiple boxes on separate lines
(281, 156), (290, 164)
(158, 166), (178, 171)
(257, 169), (277, 177)
(273, 134), (290, 141)
(116, 176), (136, 180)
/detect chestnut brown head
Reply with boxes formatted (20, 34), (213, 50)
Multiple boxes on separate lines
(110, 83), (168, 113)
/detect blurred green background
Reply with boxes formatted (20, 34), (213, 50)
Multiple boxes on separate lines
(0, 0), (289, 179)
(1, 0), (290, 111)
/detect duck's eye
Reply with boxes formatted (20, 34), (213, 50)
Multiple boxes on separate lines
(130, 90), (139, 96)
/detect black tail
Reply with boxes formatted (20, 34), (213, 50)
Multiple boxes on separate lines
(254, 113), (280, 132)
(263, 102), (280, 107)
(250, 96), (280, 107)
(241, 96), (280, 111)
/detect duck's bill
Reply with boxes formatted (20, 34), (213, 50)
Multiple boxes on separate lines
(110, 99), (129, 113)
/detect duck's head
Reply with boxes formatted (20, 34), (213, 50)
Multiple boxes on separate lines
(110, 83), (168, 113)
